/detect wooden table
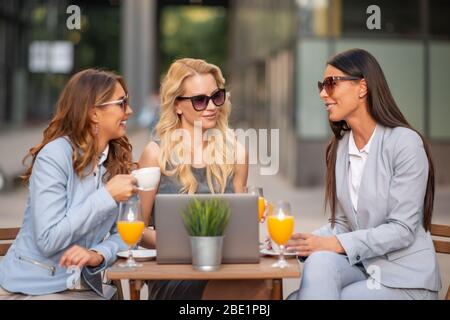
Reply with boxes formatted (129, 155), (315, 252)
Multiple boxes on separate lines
(106, 257), (300, 300)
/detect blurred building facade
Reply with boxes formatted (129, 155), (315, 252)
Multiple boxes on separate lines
(0, 0), (228, 130)
(0, 1), (32, 127)
(0, 0), (124, 128)
(1, 0), (449, 186)
(228, 0), (450, 186)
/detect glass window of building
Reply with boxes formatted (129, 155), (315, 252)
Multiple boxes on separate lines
(296, 39), (331, 139)
(430, 41), (450, 139)
(341, 0), (421, 36)
(335, 39), (425, 133)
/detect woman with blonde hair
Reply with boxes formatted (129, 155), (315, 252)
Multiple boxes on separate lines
(0, 69), (138, 299)
(139, 58), (269, 299)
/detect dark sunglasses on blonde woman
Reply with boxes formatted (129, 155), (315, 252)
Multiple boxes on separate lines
(317, 76), (362, 96)
(176, 88), (226, 111)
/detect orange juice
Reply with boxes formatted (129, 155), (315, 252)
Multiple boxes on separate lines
(258, 197), (266, 222)
(258, 198), (274, 222)
(267, 215), (294, 245)
(117, 221), (145, 246)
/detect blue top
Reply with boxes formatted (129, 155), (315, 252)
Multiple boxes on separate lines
(0, 137), (127, 295)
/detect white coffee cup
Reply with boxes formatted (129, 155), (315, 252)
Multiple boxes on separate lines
(131, 167), (161, 191)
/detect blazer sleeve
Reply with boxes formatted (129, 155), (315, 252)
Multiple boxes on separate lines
(312, 211), (352, 237)
(336, 130), (428, 265)
(30, 141), (118, 257)
(86, 223), (128, 274)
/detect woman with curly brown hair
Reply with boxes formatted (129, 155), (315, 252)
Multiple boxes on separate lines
(0, 69), (138, 299)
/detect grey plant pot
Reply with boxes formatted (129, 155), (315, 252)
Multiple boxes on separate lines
(190, 236), (224, 271)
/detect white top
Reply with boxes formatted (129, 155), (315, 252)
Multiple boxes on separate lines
(94, 144), (109, 189)
(348, 126), (376, 211)
(98, 144), (109, 165)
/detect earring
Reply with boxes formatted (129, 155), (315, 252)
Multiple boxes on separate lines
(94, 124), (99, 135)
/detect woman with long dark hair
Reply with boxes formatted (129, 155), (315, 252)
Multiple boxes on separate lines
(286, 49), (441, 299)
(0, 69), (137, 299)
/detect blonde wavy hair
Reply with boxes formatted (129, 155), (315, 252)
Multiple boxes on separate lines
(22, 69), (134, 184)
(156, 58), (236, 194)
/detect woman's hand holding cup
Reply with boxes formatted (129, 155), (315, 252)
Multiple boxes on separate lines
(106, 174), (138, 202)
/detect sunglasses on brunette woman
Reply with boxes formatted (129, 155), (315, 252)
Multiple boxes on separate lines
(317, 76), (362, 95)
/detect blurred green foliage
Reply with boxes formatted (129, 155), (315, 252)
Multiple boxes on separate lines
(24, 1), (121, 121)
(14, 1), (228, 122)
(70, 4), (121, 72)
(160, 6), (229, 78)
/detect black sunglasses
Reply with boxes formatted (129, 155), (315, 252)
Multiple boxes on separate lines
(95, 94), (129, 112)
(176, 88), (226, 111)
(317, 76), (362, 95)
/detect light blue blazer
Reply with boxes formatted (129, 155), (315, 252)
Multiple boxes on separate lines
(313, 125), (442, 292)
(0, 137), (127, 295)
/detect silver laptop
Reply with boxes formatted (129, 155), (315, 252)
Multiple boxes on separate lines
(155, 194), (260, 264)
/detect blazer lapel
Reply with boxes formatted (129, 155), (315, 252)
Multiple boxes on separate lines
(355, 125), (383, 228)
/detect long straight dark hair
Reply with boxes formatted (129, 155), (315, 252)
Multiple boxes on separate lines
(324, 48), (435, 231)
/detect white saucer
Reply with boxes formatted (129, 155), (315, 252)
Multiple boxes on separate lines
(117, 249), (157, 261)
(260, 248), (297, 258)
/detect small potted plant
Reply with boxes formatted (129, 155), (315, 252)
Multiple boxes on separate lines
(181, 198), (230, 271)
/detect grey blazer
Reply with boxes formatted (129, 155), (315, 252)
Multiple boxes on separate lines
(314, 125), (441, 292)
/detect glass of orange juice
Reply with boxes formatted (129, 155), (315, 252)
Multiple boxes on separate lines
(244, 186), (269, 222)
(267, 200), (294, 268)
(117, 196), (145, 268)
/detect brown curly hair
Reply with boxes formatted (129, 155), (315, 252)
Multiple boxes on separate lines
(21, 68), (135, 184)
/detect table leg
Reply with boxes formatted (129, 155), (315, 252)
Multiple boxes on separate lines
(112, 280), (124, 300)
(271, 279), (283, 300)
(129, 280), (143, 300)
